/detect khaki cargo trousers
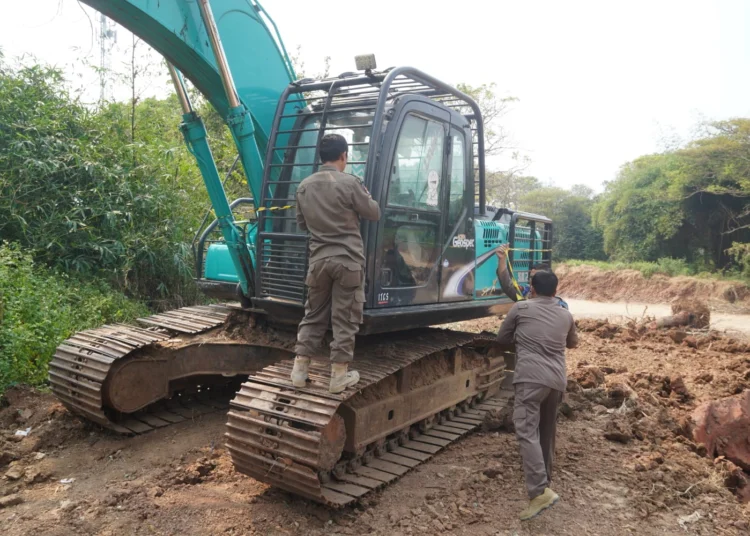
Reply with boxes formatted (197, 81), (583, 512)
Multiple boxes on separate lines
(513, 382), (563, 499)
(294, 255), (365, 363)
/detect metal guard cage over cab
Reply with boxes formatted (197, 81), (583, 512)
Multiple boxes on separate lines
(254, 67), (486, 304)
(254, 67), (554, 333)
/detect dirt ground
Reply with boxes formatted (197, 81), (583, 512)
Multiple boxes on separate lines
(557, 264), (750, 314)
(2, 313), (750, 536)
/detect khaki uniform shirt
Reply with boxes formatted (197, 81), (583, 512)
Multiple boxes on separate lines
(496, 296), (578, 392)
(296, 164), (381, 265)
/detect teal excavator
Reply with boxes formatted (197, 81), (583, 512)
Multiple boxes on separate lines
(50, 0), (553, 505)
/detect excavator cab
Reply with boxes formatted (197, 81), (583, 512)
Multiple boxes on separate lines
(249, 67), (552, 332)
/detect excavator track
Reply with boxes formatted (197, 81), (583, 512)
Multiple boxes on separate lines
(50, 307), (513, 506)
(48, 304), (292, 435)
(226, 328), (512, 506)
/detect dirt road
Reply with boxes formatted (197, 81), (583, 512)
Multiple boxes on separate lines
(2, 316), (750, 535)
(568, 299), (750, 337)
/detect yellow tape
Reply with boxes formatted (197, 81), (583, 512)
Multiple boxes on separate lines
(506, 260), (525, 301)
(255, 205), (295, 212)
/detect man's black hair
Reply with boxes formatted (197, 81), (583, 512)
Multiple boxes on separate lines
(320, 134), (348, 163)
(531, 262), (551, 272)
(531, 270), (558, 297)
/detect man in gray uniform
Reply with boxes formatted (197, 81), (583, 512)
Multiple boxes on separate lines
(290, 134), (381, 394)
(496, 270), (578, 520)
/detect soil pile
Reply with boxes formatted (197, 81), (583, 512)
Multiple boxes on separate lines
(2, 315), (750, 535)
(556, 264), (750, 311)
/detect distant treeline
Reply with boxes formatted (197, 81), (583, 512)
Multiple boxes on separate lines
(486, 121), (750, 278)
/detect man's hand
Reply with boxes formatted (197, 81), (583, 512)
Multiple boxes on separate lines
(495, 243), (509, 260)
(495, 244), (509, 277)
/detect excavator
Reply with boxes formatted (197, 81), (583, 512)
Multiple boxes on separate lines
(49, 0), (553, 506)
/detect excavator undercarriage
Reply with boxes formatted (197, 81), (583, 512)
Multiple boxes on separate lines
(50, 308), (513, 504)
(49, 305), (288, 433)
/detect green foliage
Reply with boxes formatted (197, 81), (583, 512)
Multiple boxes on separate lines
(0, 58), (239, 308)
(487, 174), (541, 210)
(0, 242), (147, 392)
(559, 257), (750, 282)
(518, 185), (606, 261)
(726, 242), (750, 278)
(593, 119), (750, 269)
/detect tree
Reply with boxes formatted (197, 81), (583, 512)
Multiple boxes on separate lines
(456, 83), (517, 157)
(486, 173), (541, 209)
(0, 57), (208, 307)
(519, 186), (605, 261)
(554, 195), (606, 261)
(593, 119), (750, 269)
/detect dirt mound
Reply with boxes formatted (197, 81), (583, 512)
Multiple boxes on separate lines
(671, 299), (711, 328)
(692, 391), (750, 470)
(3, 316), (750, 535)
(0, 386), (86, 458)
(557, 264), (750, 309)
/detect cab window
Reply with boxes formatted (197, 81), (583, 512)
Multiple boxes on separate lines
(387, 114), (445, 211)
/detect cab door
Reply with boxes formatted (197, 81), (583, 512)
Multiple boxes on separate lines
(439, 125), (474, 302)
(372, 102), (451, 307)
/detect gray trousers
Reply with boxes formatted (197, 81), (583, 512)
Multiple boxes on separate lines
(513, 382), (563, 499)
(294, 256), (364, 363)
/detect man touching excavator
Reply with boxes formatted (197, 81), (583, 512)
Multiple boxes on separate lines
(497, 270), (578, 520)
(290, 134), (381, 394)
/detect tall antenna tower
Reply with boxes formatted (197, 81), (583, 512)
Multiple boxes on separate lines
(98, 13), (117, 103)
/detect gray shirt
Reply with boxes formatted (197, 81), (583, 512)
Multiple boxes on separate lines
(496, 296), (578, 392)
(296, 164), (381, 266)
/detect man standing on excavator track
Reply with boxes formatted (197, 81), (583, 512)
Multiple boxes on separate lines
(496, 270), (578, 520)
(290, 133), (381, 394)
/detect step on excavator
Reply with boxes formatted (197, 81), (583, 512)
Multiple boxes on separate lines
(49, 0), (553, 505)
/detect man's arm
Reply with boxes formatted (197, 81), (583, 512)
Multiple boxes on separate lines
(495, 244), (521, 301)
(566, 316), (579, 349)
(350, 180), (381, 221)
(496, 304), (519, 345)
(295, 191), (308, 232)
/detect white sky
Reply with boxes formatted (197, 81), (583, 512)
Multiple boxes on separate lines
(2, 0), (749, 192)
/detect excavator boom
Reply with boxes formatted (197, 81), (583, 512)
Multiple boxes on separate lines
(79, 0), (297, 297)
(82, 0), (294, 143)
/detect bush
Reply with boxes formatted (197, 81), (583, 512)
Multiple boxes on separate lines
(0, 59), (228, 309)
(560, 258), (710, 280)
(727, 242), (750, 278)
(655, 257), (692, 277)
(0, 242), (148, 393)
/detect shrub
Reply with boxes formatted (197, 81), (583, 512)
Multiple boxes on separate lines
(0, 242), (147, 393)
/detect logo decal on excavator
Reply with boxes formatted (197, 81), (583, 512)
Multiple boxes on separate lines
(452, 234), (474, 249)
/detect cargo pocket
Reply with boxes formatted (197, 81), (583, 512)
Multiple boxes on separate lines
(350, 289), (365, 323)
(512, 406), (527, 429)
(339, 262), (363, 289)
(305, 261), (322, 288)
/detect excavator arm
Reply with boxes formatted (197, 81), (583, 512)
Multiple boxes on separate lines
(79, 0), (296, 297)
(82, 0), (294, 141)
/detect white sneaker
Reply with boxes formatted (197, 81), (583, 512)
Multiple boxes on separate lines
(291, 356), (310, 387)
(329, 363), (360, 394)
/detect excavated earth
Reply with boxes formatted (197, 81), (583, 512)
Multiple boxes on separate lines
(557, 264), (750, 313)
(2, 313), (750, 535)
